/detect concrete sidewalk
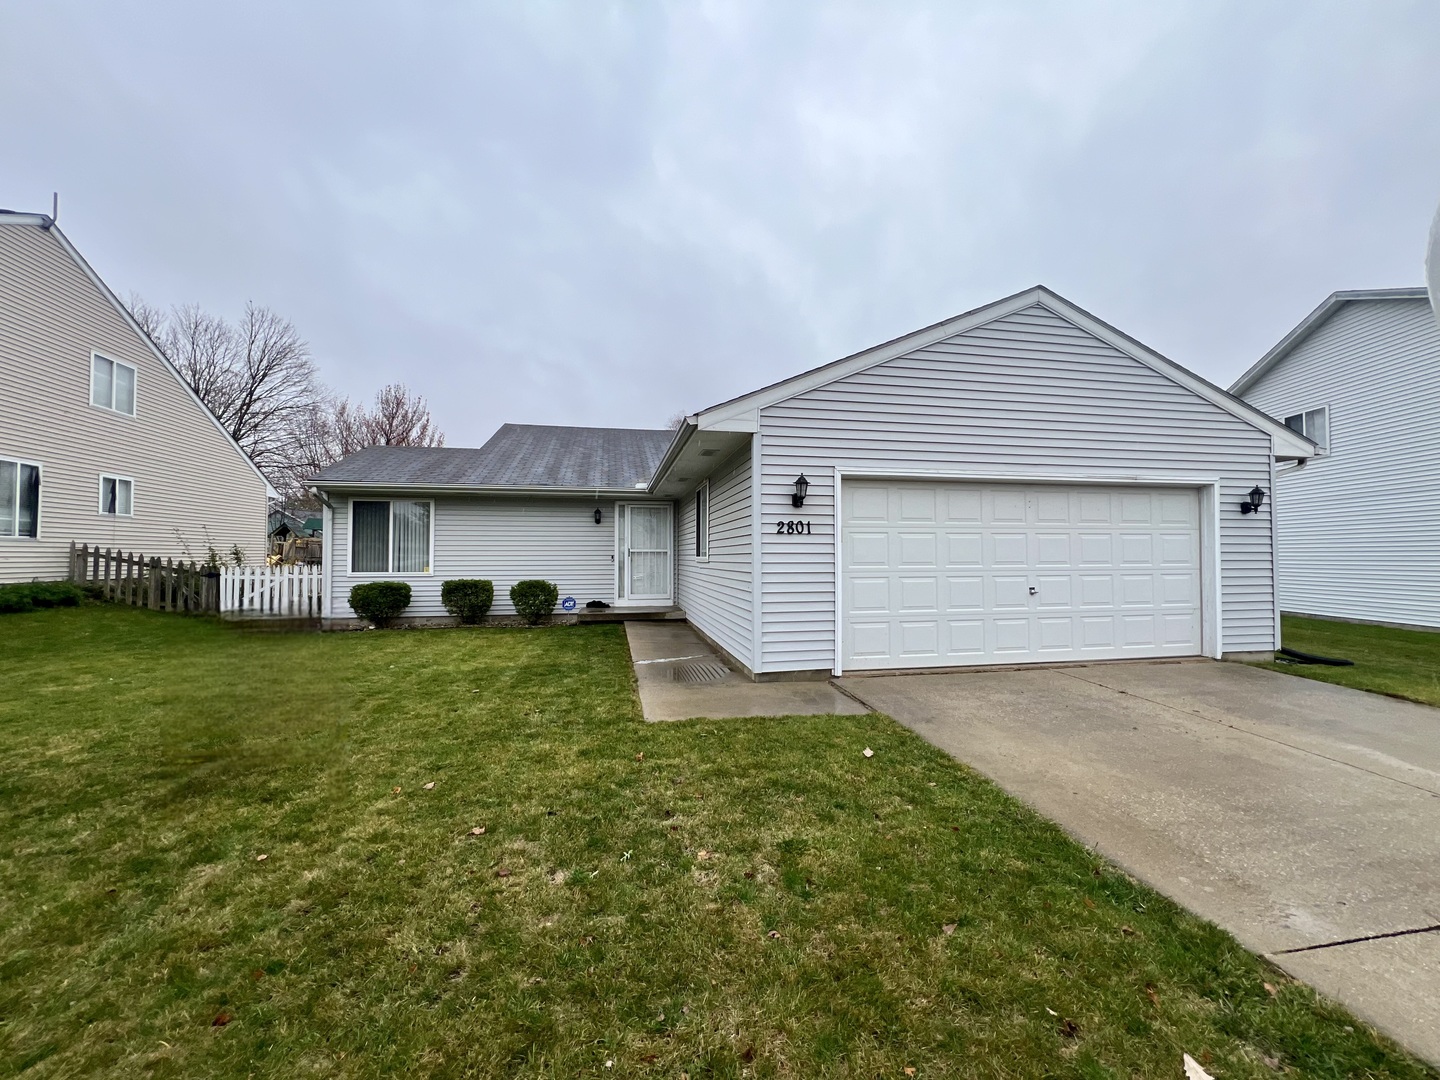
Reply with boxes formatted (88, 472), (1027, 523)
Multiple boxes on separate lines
(625, 621), (867, 722)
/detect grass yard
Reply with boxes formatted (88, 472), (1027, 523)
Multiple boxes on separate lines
(1, 608), (1433, 1079)
(1271, 614), (1440, 708)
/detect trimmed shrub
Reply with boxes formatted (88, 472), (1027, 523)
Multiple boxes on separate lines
(349, 581), (412, 627)
(0, 581), (84, 614)
(441, 579), (494, 624)
(510, 579), (559, 625)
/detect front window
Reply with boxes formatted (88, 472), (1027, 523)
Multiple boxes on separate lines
(0, 459), (41, 538)
(351, 499), (431, 573)
(99, 475), (134, 516)
(92, 354), (137, 415)
(1284, 408), (1328, 451)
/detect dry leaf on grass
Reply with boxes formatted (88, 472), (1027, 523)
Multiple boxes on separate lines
(211, 1010), (232, 1027)
(423, 782), (435, 790)
(862, 747), (875, 758)
(635, 752), (645, 761)
(767, 930), (781, 939)
(942, 923), (957, 936)
(392, 786), (401, 794)
(496, 867), (511, 878)
(255, 854), (268, 862)
(469, 826), (486, 836)
(1263, 981), (1278, 997)
(1082, 897), (1096, 909)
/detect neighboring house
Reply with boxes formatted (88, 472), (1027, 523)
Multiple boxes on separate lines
(1232, 287), (1440, 629)
(311, 285), (1315, 678)
(0, 210), (270, 583)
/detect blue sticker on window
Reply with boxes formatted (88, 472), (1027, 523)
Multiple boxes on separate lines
(561, 596), (577, 612)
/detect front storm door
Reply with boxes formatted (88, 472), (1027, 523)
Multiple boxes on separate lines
(620, 503), (673, 603)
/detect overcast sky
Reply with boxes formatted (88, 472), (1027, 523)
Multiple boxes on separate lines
(5, 2), (1438, 445)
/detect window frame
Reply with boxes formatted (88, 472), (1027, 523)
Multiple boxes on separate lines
(0, 455), (42, 540)
(90, 351), (137, 417)
(1283, 405), (1329, 452)
(346, 497), (435, 576)
(98, 473), (135, 517)
(695, 481), (710, 561)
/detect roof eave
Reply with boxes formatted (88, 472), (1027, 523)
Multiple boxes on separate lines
(308, 480), (654, 498)
(645, 419), (698, 493)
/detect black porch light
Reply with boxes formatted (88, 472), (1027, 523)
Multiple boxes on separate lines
(1239, 485), (1266, 514)
(791, 473), (810, 509)
(594, 507), (603, 524)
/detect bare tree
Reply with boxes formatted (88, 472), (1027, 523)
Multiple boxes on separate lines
(129, 295), (328, 492)
(332, 384), (445, 457)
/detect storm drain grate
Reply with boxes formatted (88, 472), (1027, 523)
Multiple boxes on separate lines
(670, 660), (730, 684)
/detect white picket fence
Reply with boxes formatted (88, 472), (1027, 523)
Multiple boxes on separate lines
(220, 564), (324, 618)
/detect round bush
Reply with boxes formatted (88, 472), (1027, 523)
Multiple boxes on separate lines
(349, 581), (412, 627)
(510, 579), (559, 625)
(441, 579), (494, 624)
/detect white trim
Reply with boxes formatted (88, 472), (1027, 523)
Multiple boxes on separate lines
(832, 470), (1224, 672)
(40, 222), (276, 498)
(89, 351), (138, 417)
(98, 473), (136, 517)
(345, 496), (435, 576)
(1269, 453), (1281, 653)
(832, 466), (844, 676)
(696, 285), (1316, 460)
(749, 432), (764, 672)
(695, 480), (710, 562)
(1230, 287), (1428, 396)
(0, 454), (43, 540)
(614, 501), (675, 606)
(322, 501), (334, 614)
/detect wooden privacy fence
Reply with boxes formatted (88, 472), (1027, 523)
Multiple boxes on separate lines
(69, 543), (218, 613)
(219, 564), (324, 618)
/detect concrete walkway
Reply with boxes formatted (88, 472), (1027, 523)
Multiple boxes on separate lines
(838, 660), (1440, 1065)
(625, 621), (867, 722)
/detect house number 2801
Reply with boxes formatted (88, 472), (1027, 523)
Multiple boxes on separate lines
(775, 520), (812, 535)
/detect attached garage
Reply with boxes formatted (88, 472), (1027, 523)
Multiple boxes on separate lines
(840, 480), (1211, 671)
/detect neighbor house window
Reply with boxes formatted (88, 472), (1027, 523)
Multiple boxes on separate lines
(0, 458), (41, 538)
(695, 482), (709, 559)
(1284, 407), (1328, 451)
(350, 499), (432, 573)
(99, 475), (134, 516)
(91, 354), (137, 415)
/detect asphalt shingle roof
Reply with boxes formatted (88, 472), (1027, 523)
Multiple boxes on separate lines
(309, 424), (675, 490)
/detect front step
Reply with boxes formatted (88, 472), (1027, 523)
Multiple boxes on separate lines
(576, 606), (685, 624)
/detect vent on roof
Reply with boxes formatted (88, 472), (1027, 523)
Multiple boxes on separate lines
(670, 660), (730, 684)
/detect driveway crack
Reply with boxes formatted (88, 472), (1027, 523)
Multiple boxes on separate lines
(1270, 923), (1440, 955)
(1054, 669), (1440, 797)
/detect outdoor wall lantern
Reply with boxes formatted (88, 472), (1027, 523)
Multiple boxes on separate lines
(791, 474), (810, 509)
(594, 508), (603, 524)
(1239, 485), (1267, 514)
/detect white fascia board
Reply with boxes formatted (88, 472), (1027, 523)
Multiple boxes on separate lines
(645, 420), (698, 493)
(1229, 287), (1429, 397)
(43, 222), (279, 498)
(703, 410), (758, 432)
(312, 482), (649, 498)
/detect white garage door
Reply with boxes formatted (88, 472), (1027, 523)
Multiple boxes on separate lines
(841, 481), (1202, 670)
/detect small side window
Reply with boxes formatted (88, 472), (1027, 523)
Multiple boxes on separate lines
(99, 475), (134, 516)
(1284, 408), (1328, 451)
(0, 458), (41, 538)
(91, 354), (137, 416)
(695, 482), (709, 559)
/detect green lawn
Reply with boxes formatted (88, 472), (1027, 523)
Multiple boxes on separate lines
(1, 608), (1432, 1079)
(1271, 614), (1440, 708)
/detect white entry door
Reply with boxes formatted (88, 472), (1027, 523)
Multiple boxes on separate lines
(619, 503), (673, 603)
(841, 481), (1202, 670)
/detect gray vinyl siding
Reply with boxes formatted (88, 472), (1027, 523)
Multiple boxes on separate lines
(755, 303), (1277, 672)
(1239, 297), (1440, 627)
(0, 222), (266, 583)
(675, 440), (754, 668)
(326, 494), (630, 618)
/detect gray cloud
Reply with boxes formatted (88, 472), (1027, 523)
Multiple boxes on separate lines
(4, 1), (1438, 445)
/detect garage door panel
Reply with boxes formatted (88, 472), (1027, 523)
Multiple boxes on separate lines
(843, 481), (1201, 670)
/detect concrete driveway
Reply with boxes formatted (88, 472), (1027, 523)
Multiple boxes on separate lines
(837, 660), (1440, 1065)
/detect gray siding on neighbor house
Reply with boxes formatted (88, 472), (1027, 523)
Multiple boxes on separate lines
(0, 221), (267, 583)
(675, 440), (754, 668)
(326, 494), (630, 618)
(755, 303), (1278, 672)
(1239, 297), (1440, 627)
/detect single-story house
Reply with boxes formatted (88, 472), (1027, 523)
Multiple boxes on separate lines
(1231, 287), (1440, 629)
(310, 286), (1315, 678)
